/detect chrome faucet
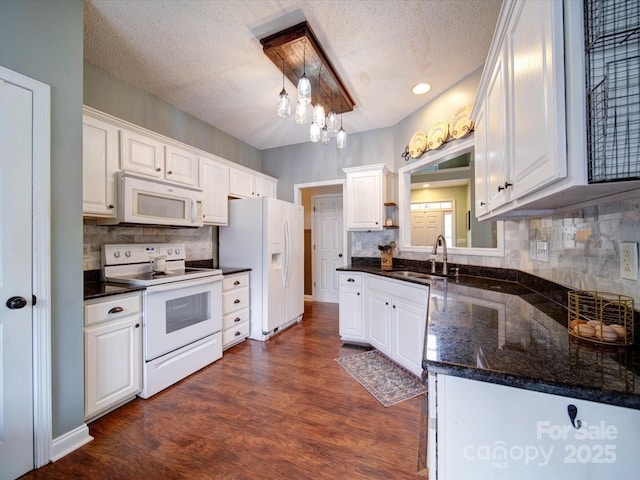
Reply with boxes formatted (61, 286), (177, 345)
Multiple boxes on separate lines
(431, 235), (448, 275)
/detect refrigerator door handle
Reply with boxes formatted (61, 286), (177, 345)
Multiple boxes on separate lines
(284, 216), (290, 288)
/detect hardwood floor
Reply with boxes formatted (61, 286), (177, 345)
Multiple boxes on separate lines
(22, 302), (425, 479)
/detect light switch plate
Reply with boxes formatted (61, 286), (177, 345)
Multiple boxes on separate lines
(620, 242), (638, 281)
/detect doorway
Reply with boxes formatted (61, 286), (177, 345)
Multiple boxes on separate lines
(294, 180), (345, 303)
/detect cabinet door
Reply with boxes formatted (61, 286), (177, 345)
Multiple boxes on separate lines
(437, 374), (640, 479)
(367, 289), (391, 354)
(255, 176), (276, 198)
(119, 129), (164, 178)
(229, 168), (254, 198)
(84, 315), (142, 419)
(485, 42), (510, 211)
(346, 169), (383, 230)
(473, 104), (489, 217)
(165, 145), (199, 186)
(339, 274), (364, 341)
(392, 298), (427, 377)
(199, 157), (229, 225)
(83, 115), (118, 217)
(508, 0), (566, 200)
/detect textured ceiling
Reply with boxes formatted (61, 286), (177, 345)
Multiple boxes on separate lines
(84, 0), (502, 151)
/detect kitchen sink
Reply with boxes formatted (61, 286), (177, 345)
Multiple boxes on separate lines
(389, 270), (433, 280)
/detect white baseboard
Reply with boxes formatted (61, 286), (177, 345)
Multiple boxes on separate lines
(50, 424), (93, 462)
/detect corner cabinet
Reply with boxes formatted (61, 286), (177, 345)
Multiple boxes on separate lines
(338, 272), (365, 343)
(84, 292), (142, 421)
(343, 164), (388, 230)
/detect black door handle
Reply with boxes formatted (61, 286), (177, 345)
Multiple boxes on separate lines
(6, 296), (27, 309)
(338, 253), (343, 258)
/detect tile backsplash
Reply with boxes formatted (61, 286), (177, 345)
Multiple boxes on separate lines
(351, 197), (640, 305)
(83, 219), (214, 270)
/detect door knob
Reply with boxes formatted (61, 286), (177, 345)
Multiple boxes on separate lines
(6, 296), (27, 309)
(338, 253), (343, 258)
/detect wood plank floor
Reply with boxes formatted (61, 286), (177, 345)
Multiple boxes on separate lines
(22, 302), (425, 479)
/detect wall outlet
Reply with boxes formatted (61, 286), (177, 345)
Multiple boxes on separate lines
(83, 243), (90, 257)
(620, 242), (638, 281)
(355, 242), (362, 250)
(531, 241), (549, 263)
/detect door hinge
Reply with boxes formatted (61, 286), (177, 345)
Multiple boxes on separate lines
(32, 295), (37, 306)
(313, 206), (316, 212)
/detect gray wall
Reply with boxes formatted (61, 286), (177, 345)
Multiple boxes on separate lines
(0, 0), (84, 438)
(84, 61), (262, 170)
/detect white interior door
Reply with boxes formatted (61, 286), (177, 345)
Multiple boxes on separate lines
(0, 79), (35, 478)
(313, 195), (343, 303)
(411, 210), (442, 246)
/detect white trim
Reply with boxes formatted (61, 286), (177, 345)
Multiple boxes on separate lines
(294, 179), (347, 302)
(398, 136), (505, 257)
(0, 65), (53, 468)
(50, 425), (93, 462)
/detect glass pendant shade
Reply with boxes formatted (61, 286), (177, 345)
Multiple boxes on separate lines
(321, 126), (330, 144)
(278, 89), (291, 118)
(295, 100), (308, 125)
(313, 104), (325, 127)
(336, 127), (347, 149)
(309, 122), (321, 142)
(326, 111), (338, 134)
(297, 75), (311, 104)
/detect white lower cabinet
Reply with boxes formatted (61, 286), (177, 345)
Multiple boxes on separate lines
(432, 373), (640, 479)
(84, 292), (142, 421)
(364, 275), (429, 377)
(338, 272), (365, 342)
(222, 272), (250, 349)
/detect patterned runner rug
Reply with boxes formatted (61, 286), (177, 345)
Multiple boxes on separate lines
(335, 349), (428, 407)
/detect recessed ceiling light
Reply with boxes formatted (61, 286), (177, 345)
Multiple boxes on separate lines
(412, 83), (431, 95)
(422, 183), (430, 188)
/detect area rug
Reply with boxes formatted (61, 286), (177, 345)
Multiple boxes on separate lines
(335, 349), (427, 407)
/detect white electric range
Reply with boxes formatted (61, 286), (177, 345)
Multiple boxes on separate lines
(102, 243), (223, 398)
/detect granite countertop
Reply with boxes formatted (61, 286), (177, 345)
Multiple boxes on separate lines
(219, 266), (251, 275)
(84, 281), (145, 301)
(339, 263), (640, 410)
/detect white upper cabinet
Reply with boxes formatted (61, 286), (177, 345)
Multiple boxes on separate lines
(165, 145), (199, 186)
(83, 114), (119, 217)
(474, 0), (566, 216)
(119, 129), (165, 179)
(472, 0), (639, 220)
(199, 155), (229, 225)
(229, 167), (277, 199)
(344, 164), (388, 230)
(120, 130), (198, 187)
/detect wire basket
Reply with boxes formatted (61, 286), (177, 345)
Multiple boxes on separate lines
(568, 291), (634, 346)
(585, 0), (640, 182)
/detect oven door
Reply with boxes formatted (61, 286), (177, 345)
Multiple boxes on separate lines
(144, 276), (222, 361)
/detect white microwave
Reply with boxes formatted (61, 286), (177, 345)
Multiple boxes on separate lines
(98, 172), (204, 227)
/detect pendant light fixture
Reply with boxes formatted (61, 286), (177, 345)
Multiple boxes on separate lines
(297, 41), (311, 105)
(295, 100), (308, 124)
(277, 58), (291, 118)
(336, 105), (347, 149)
(326, 89), (337, 134)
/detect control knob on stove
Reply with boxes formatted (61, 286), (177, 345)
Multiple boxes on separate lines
(175, 248), (180, 255)
(125, 251), (131, 258)
(167, 249), (172, 255)
(114, 251), (121, 258)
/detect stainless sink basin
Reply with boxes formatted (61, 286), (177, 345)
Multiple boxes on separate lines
(389, 270), (433, 280)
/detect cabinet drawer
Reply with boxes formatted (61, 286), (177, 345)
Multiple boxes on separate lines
(339, 273), (362, 287)
(85, 293), (141, 326)
(223, 273), (249, 291)
(222, 288), (249, 313)
(223, 308), (250, 330)
(223, 320), (250, 346)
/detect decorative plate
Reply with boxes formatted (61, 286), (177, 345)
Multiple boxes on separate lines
(408, 131), (427, 158)
(450, 106), (474, 139)
(426, 120), (449, 150)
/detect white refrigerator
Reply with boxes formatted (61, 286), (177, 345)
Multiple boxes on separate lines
(219, 197), (304, 341)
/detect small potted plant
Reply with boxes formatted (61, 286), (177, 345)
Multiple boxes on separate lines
(378, 241), (397, 270)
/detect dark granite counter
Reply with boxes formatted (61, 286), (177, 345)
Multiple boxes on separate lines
(219, 267), (251, 275)
(339, 263), (640, 410)
(84, 281), (145, 301)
